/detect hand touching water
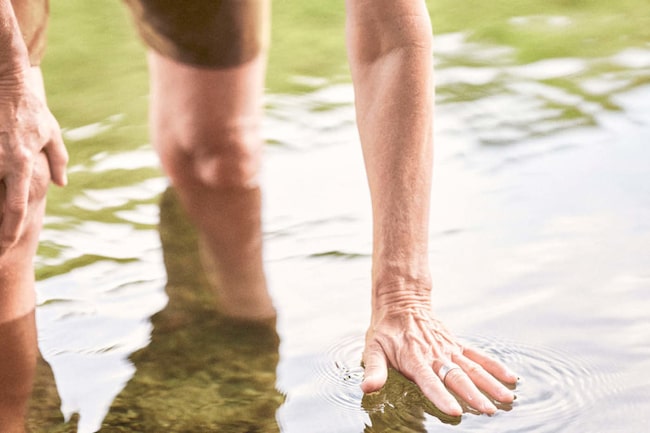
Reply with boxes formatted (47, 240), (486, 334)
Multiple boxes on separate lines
(361, 291), (518, 416)
(0, 70), (68, 253)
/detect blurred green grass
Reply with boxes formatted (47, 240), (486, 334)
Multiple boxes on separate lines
(41, 0), (650, 212)
(43, 0), (650, 118)
(431, 0), (650, 62)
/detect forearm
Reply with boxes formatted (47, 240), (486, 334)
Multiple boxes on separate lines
(0, 1), (29, 79)
(346, 0), (434, 303)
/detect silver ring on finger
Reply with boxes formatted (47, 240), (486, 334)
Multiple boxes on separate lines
(437, 362), (462, 384)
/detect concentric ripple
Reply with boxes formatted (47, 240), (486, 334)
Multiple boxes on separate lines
(314, 334), (613, 432)
(462, 335), (612, 433)
(314, 334), (367, 412)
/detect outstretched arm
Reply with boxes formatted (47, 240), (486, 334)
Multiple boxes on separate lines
(345, 0), (517, 416)
(0, 1), (67, 255)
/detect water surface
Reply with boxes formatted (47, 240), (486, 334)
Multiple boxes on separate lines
(26, 1), (650, 432)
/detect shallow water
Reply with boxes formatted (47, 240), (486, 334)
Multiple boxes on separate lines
(23, 3), (650, 433)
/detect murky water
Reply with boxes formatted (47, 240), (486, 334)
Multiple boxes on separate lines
(23, 3), (650, 433)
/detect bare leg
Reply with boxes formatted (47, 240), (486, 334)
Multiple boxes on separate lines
(0, 312), (37, 433)
(148, 52), (275, 321)
(0, 67), (50, 431)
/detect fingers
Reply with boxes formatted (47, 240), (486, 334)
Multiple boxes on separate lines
(454, 356), (515, 404)
(441, 366), (498, 414)
(43, 116), (68, 187)
(361, 342), (388, 393)
(0, 173), (30, 252)
(411, 362), (463, 416)
(463, 346), (518, 384)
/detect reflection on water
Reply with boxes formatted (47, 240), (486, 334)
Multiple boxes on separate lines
(27, 7), (650, 433)
(100, 188), (283, 432)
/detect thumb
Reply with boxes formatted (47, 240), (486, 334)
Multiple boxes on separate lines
(361, 342), (388, 393)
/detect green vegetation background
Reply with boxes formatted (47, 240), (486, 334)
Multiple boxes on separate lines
(44, 0), (650, 125)
(40, 0), (649, 266)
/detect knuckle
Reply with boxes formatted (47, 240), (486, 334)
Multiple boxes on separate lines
(410, 361), (433, 379)
(362, 353), (379, 368)
(363, 343), (386, 365)
(12, 148), (32, 167)
(5, 195), (28, 214)
(465, 362), (483, 377)
(444, 369), (465, 386)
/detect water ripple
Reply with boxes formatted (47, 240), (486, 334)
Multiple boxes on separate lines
(473, 336), (610, 433)
(314, 334), (612, 432)
(314, 335), (366, 412)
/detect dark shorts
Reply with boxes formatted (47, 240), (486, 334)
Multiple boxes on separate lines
(13, 0), (268, 69)
(11, 0), (49, 66)
(122, 0), (269, 68)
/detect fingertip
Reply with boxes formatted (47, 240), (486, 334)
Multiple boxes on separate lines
(445, 401), (463, 417)
(361, 344), (388, 393)
(361, 370), (387, 394)
(499, 389), (516, 404)
(483, 401), (498, 415)
(53, 171), (68, 187)
(502, 371), (519, 385)
(44, 134), (69, 187)
(361, 377), (381, 394)
(48, 158), (68, 187)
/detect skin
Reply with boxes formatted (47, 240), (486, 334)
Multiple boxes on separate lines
(0, 0), (517, 427)
(0, 3), (67, 430)
(345, 0), (517, 415)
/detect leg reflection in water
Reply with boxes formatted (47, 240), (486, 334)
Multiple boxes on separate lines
(100, 187), (284, 432)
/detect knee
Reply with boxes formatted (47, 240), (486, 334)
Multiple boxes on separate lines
(157, 120), (263, 190)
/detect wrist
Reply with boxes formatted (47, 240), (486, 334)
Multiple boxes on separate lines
(0, 59), (28, 88)
(371, 263), (432, 311)
(0, 66), (29, 102)
(0, 62), (29, 100)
